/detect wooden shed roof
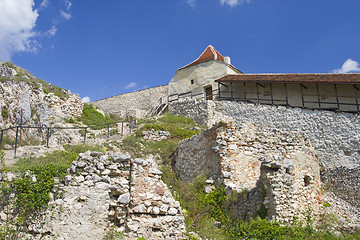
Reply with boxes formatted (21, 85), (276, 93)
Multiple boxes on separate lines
(215, 73), (360, 84)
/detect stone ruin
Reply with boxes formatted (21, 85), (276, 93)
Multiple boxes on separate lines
(174, 122), (323, 224)
(0, 151), (186, 240)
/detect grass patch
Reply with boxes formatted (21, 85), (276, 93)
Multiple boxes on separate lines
(120, 113), (203, 160)
(0, 62), (69, 99)
(11, 144), (105, 177)
(79, 104), (114, 129)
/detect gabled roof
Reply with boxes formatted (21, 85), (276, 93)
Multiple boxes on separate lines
(215, 73), (360, 84)
(178, 45), (225, 70)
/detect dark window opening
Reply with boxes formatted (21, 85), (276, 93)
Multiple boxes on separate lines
(191, 79), (194, 85)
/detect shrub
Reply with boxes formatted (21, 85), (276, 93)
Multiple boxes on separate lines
(80, 104), (113, 129)
(1, 107), (9, 119)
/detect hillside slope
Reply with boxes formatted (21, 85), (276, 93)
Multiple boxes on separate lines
(0, 61), (82, 129)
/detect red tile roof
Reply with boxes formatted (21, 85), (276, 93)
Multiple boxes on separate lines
(178, 45), (225, 70)
(215, 73), (360, 84)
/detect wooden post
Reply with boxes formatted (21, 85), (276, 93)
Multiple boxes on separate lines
(334, 84), (340, 110)
(354, 84), (359, 113)
(46, 127), (50, 147)
(300, 84), (305, 108)
(121, 122), (124, 136)
(0, 130), (3, 148)
(231, 82), (233, 100)
(284, 83), (288, 106)
(316, 84), (321, 109)
(256, 83), (260, 104)
(107, 124), (110, 139)
(270, 83), (274, 105)
(14, 126), (19, 158)
(218, 82), (221, 100)
(243, 82), (247, 102)
(84, 127), (87, 144)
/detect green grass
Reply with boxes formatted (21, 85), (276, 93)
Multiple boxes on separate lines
(160, 167), (360, 240)
(120, 113), (203, 160)
(79, 104), (115, 129)
(11, 144), (105, 177)
(0, 62), (69, 99)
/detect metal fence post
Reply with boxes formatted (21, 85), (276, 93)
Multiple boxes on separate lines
(107, 124), (110, 139)
(46, 127), (50, 147)
(121, 122), (124, 136)
(84, 127), (87, 144)
(14, 126), (19, 158)
(0, 130), (3, 148)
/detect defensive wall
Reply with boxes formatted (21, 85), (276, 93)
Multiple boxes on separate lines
(169, 99), (360, 219)
(92, 85), (168, 118)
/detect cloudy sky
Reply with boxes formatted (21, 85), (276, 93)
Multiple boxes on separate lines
(1, 0), (360, 102)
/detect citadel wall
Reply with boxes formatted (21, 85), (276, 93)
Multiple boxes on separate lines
(92, 85), (168, 118)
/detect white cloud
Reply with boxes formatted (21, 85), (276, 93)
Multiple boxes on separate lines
(40, 0), (49, 9)
(125, 82), (136, 89)
(220, 0), (250, 7)
(64, 0), (72, 10)
(187, 0), (196, 7)
(46, 26), (57, 37)
(82, 96), (91, 103)
(60, 10), (71, 20)
(333, 59), (360, 73)
(0, 0), (39, 60)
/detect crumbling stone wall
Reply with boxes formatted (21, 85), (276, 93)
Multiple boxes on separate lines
(174, 122), (323, 224)
(0, 151), (186, 240)
(321, 167), (360, 209)
(93, 85), (168, 119)
(169, 99), (360, 170)
(174, 123), (221, 182)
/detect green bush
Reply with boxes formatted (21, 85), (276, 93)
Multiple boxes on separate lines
(1, 107), (9, 119)
(80, 104), (113, 129)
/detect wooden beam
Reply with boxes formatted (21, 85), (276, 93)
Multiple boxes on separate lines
(334, 84), (340, 110)
(243, 82), (247, 102)
(218, 82), (228, 87)
(284, 83), (288, 106)
(301, 83), (308, 90)
(354, 84), (359, 113)
(300, 84), (304, 108)
(218, 82), (221, 100)
(231, 82), (233, 99)
(316, 84), (321, 109)
(270, 83), (274, 105)
(256, 83), (260, 104)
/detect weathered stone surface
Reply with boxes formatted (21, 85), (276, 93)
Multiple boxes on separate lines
(175, 121), (323, 224)
(5, 151), (187, 239)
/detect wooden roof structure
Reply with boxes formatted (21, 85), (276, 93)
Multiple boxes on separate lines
(215, 73), (360, 85)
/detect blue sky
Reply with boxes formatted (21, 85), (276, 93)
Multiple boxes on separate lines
(1, 0), (360, 102)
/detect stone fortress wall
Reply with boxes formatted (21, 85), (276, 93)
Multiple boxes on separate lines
(92, 85), (168, 119)
(169, 99), (360, 169)
(169, 99), (360, 226)
(174, 122), (323, 224)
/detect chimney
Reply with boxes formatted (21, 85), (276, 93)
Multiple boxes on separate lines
(224, 56), (231, 65)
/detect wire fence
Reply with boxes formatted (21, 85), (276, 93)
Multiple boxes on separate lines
(0, 119), (137, 158)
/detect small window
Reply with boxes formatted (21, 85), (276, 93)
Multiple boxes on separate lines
(191, 80), (194, 85)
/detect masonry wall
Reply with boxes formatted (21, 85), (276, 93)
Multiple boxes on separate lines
(168, 61), (237, 97)
(169, 99), (360, 169)
(174, 122), (323, 224)
(92, 85), (168, 118)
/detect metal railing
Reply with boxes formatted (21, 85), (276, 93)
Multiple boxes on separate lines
(0, 120), (136, 158)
